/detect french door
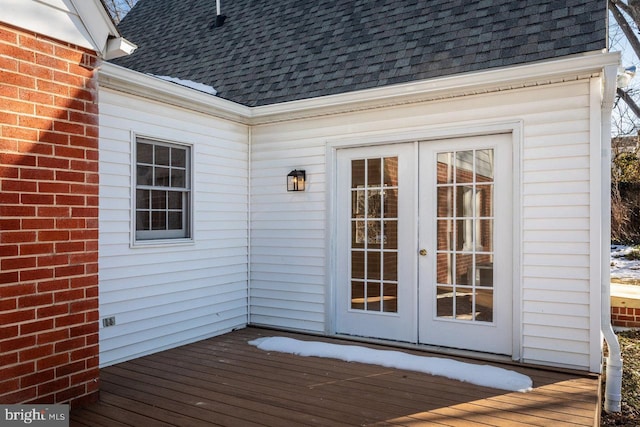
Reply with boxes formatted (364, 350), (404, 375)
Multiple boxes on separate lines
(335, 134), (513, 355)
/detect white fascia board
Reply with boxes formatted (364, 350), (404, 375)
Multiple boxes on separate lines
(250, 51), (621, 124)
(98, 62), (250, 123)
(99, 51), (619, 126)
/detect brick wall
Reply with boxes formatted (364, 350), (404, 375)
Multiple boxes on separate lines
(0, 23), (100, 407)
(611, 306), (640, 329)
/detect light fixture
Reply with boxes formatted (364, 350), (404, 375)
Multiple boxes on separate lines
(287, 170), (306, 191)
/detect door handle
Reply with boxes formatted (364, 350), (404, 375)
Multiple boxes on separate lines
(419, 249), (428, 256)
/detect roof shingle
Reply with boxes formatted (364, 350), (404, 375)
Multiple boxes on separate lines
(113, 0), (606, 107)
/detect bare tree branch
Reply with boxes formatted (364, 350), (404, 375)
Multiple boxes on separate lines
(618, 87), (640, 118)
(610, 0), (640, 59)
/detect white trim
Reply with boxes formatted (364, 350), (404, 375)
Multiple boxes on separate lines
(100, 52), (620, 126)
(129, 132), (195, 248)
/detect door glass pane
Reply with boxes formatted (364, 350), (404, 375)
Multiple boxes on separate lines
(350, 157), (398, 313)
(435, 148), (494, 323)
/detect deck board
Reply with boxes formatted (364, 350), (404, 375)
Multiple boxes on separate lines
(71, 327), (600, 426)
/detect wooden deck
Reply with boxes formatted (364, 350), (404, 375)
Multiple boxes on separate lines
(71, 327), (600, 426)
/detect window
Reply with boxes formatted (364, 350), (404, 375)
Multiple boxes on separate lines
(135, 137), (191, 241)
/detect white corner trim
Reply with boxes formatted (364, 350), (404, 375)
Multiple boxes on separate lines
(99, 51), (620, 126)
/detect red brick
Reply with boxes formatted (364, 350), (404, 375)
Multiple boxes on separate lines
(20, 268), (53, 282)
(0, 335), (36, 353)
(70, 275), (97, 289)
(54, 337), (84, 353)
(37, 206), (70, 217)
(54, 45), (83, 62)
(20, 369), (54, 388)
(84, 287), (98, 298)
(0, 111), (18, 125)
(3, 125), (39, 141)
(20, 34), (54, 55)
(37, 155), (69, 169)
(37, 79), (68, 96)
(0, 53), (18, 70)
(56, 194), (85, 206)
(19, 61), (53, 79)
(0, 26), (18, 44)
(21, 193), (54, 205)
(2, 179), (36, 192)
(0, 271), (19, 285)
(37, 329), (68, 345)
(69, 253), (96, 265)
(55, 218), (84, 229)
(0, 362), (35, 380)
(85, 102), (98, 115)
(38, 230), (69, 242)
(37, 302), (69, 319)
(0, 69), (36, 88)
(0, 308), (35, 325)
(56, 360), (85, 377)
(55, 170), (85, 183)
(70, 368), (97, 386)
(54, 289), (83, 303)
(0, 298), (17, 311)
(20, 243), (53, 256)
(20, 319), (54, 335)
(20, 167), (54, 180)
(0, 205), (36, 217)
(0, 151), (36, 166)
(36, 105), (68, 120)
(71, 159), (97, 172)
(85, 263), (98, 274)
(54, 95), (85, 112)
(58, 385), (90, 406)
(19, 115), (54, 130)
(37, 279), (70, 292)
(18, 88), (54, 105)
(68, 110), (98, 126)
(0, 387), (37, 404)
(0, 325), (19, 340)
(69, 300), (98, 316)
(85, 332), (98, 346)
(85, 311), (98, 323)
(55, 313), (84, 328)
(0, 379), (20, 394)
(69, 135), (97, 149)
(20, 344), (53, 362)
(55, 265), (84, 278)
(19, 141), (52, 156)
(2, 256), (37, 270)
(54, 70), (85, 88)
(70, 207), (97, 218)
(0, 243), (19, 256)
(1, 231), (36, 244)
(37, 377), (69, 396)
(70, 345), (98, 362)
(36, 353), (69, 371)
(0, 97), (34, 114)
(53, 121), (84, 135)
(22, 218), (55, 229)
(39, 182), (70, 194)
(0, 352), (19, 367)
(38, 254), (68, 267)
(0, 283), (35, 297)
(0, 83), (19, 98)
(0, 192), (20, 204)
(18, 293), (53, 308)
(54, 241), (84, 253)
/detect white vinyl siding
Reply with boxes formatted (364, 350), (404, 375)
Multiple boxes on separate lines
(250, 79), (599, 370)
(99, 88), (249, 367)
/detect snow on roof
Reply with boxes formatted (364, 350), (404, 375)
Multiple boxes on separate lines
(150, 74), (217, 95)
(250, 336), (533, 393)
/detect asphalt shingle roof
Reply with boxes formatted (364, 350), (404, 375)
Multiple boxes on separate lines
(112, 0), (606, 107)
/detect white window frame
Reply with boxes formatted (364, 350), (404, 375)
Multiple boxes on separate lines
(132, 135), (193, 245)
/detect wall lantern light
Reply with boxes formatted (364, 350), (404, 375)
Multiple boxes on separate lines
(287, 170), (306, 191)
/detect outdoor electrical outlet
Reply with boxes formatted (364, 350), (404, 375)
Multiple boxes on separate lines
(102, 316), (116, 327)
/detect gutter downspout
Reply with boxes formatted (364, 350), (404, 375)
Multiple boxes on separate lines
(601, 63), (622, 414)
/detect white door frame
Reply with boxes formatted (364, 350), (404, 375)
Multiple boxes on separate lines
(326, 120), (523, 360)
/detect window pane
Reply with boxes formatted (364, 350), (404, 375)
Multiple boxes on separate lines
(351, 281), (364, 310)
(352, 160), (365, 188)
(437, 187), (453, 217)
(136, 189), (149, 209)
(136, 211), (149, 231)
(351, 251), (365, 279)
(383, 157), (398, 187)
(456, 150), (474, 183)
(437, 152), (453, 184)
(437, 219), (453, 251)
(137, 143), (153, 164)
(366, 282), (381, 311)
(171, 147), (186, 167)
(155, 166), (170, 187)
(152, 190), (166, 209)
(383, 220), (397, 249)
(437, 253), (452, 285)
(352, 190), (365, 218)
(367, 220), (382, 248)
(367, 251), (380, 280)
(455, 287), (473, 321)
(168, 212), (182, 230)
(436, 285), (454, 318)
(171, 169), (185, 188)
(456, 254), (473, 285)
(352, 220), (365, 248)
(476, 185), (493, 217)
(368, 158), (381, 187)
(383, 188), (398, 218)
(476, 254), (493, 287)
(475, 149), (493, 182)
(456, 186), (474, 218)
(155, 145), (170, 166)
(382, 251), (397, 281)
(151, 211), (166, 230)
(168, 192), (182, 210)
(476, 219), (493, 252)
(382, 283), (397, 313)
(368, 190), (381, 217)
(476, 289), (493, 322)
(137, 165), (153, 186)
